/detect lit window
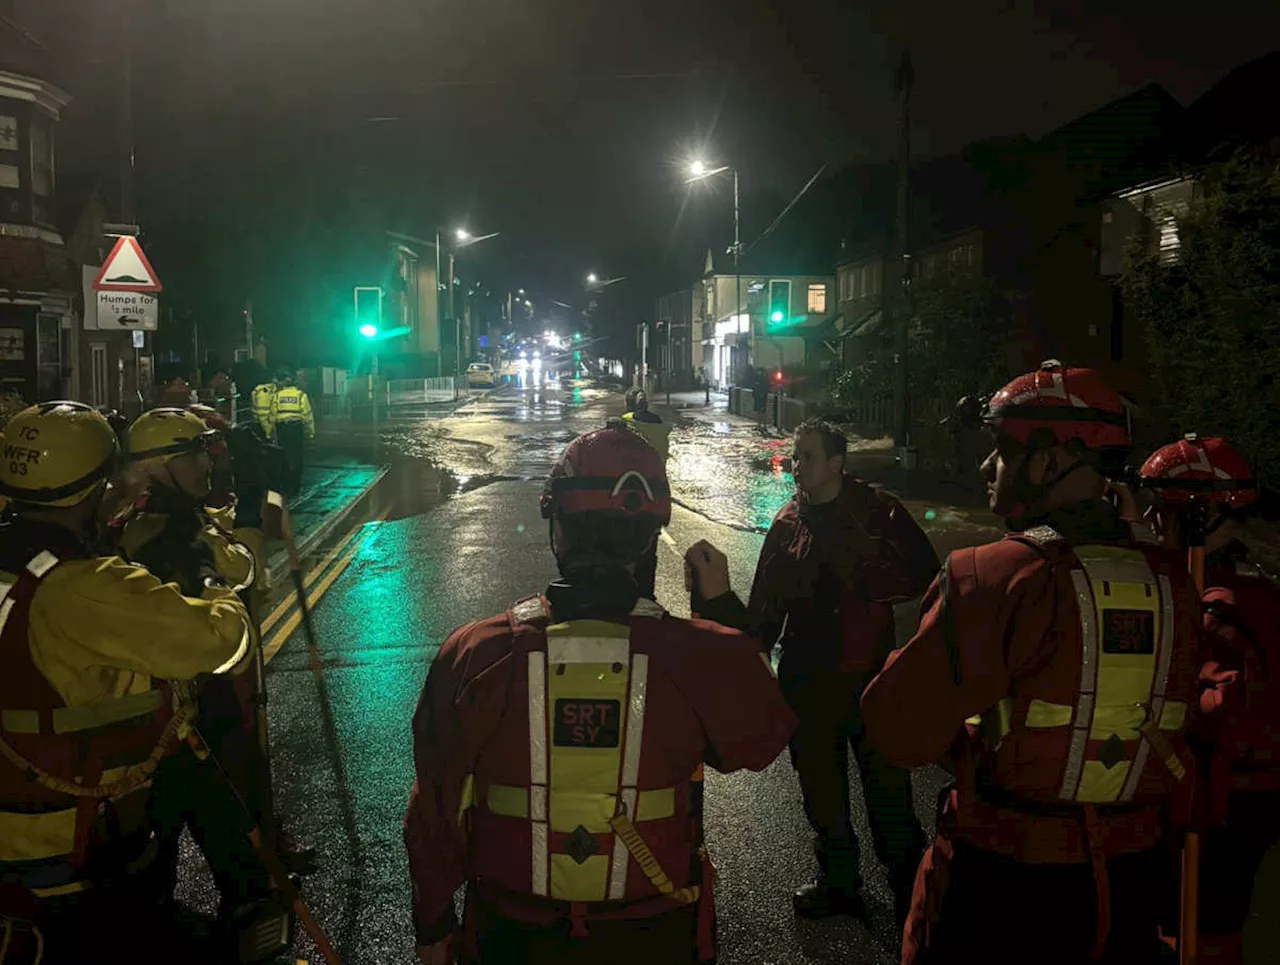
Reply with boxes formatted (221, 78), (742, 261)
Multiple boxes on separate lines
(1158, 214), (1180, 264)
(807, 283), (827, 313)
(0, 115), (17, 151)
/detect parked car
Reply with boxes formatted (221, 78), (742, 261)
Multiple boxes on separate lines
(466, 362), (496, 387)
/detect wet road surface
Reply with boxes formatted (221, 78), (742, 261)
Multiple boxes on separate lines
(176, 380), (1280, 963)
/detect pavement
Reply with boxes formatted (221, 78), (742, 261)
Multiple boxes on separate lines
(171, 379), (1280, 964)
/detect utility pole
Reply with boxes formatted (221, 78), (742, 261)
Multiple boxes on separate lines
(434, 231), (443, 377)
(733, 169), (744, 375)
(891, 49), (914, 462)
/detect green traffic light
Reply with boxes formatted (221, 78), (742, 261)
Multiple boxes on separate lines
(359, 323), (378, 339)
(573, 332), (582, 342)
(770, 310), (784, 323)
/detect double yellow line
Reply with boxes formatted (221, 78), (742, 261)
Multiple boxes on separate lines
(260, 506), (393, 664)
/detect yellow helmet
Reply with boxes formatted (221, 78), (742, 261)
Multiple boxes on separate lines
(0, 401), (119, 507)
(128, 407), (217, 463)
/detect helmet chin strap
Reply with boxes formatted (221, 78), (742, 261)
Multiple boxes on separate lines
(1003, 453), (1088, 530)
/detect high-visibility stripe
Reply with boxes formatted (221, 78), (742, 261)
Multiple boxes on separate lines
(1025, 699), (1074, 728)
(1060, 569), (1098, 800)
(1119, 572), (1177, 801)
(1, 689), (166, 736)
(26, 551), (59, 578)
(211, 625), (251, 676)
(0, 597), (13, 638)
(0, 579), (13, 601)
(609, 653), (650, 900)
(527, 650), (548, 896)
(547, 636), (630, 665)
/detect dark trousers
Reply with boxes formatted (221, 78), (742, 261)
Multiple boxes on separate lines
(911, 838), (1174, 965)
(636, 543), (658, 600)
(276, 420), (306, 498)
(466, 902), (700, 965)
(1200, 790), (1280, 936)
(149, 748), (272, 915)
(779, 670), (925, 898)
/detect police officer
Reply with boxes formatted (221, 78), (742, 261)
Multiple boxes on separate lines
(405, 426), (796, 965)
(0, 402), (255, 963)
(861, 362), (1206, 965)
(271, 369), (314, 499)
(115, 407), (290, 947)
(1140, 435), (1280, 965)
(251, 373), (278, 441)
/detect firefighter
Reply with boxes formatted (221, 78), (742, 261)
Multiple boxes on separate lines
(0, 401), (255, 963)
(271, 369), (313, 499)
(1139, 434), (1280, 965)
(860, 361), (1206, 965)
(684, 417), (939, 926)
(405, 426), (796, 965)
(115, 407), (293, 949)
(250, 373), (278, 441)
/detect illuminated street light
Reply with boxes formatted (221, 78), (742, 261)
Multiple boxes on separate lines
(455, 227), (470, 242)
(689, 159), (706, 177)
(587, 273), (598, 284)
(359, 323), (378, 339)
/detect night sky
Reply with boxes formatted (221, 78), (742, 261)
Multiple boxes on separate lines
(23, 0), (1280, 359)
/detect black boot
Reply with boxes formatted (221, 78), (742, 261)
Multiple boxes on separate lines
(793, 878), (866, 919)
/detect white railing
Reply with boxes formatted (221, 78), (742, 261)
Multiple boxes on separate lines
(384, 377), (458, 406)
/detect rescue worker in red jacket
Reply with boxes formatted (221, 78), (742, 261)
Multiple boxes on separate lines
(687, 417), (939, 924)
(0, 402), (254, 963)
(405, 426), (796, 965)
(861, 362), (1206, 965)
(1139, 434), (1280, 965)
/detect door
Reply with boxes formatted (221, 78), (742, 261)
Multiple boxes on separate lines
(89, 342), (108, 408)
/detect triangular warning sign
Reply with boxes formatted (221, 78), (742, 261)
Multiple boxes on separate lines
(92, 236), (163, 293)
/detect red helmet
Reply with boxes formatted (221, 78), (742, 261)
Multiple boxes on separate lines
(187, 403), (228, 431)
(541, 427), (671, 524)
(984, 360), (1130, 451)
(1140, 434), (1259, 508)
(186, 403), (229, 456)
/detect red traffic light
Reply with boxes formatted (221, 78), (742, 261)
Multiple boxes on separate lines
(774, 370), (783, 381)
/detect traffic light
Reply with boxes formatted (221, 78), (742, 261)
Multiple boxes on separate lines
(573, 332), (582, 342)
(768, 280), (790, 327)
(354, 286), (382, 339)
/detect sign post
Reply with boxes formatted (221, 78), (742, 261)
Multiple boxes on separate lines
(92, 234), (162, 415)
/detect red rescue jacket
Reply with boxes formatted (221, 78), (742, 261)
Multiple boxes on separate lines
(863, 502), (1205, 859)
(747, 473), (938, 677)
(404, 585), (795, 954)
(1199, 543), (1280, 800)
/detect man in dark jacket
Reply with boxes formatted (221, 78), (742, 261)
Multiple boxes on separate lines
(687, 418), (939, 925)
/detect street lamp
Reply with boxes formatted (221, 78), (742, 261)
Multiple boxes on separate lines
(586, 272), (598, 285)
(685, 158), (742, 381)
(436, 226), (499, 378)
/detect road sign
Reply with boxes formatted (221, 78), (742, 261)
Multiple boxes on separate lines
(96, 290), (158, 330)
(92, 235), (163, 292)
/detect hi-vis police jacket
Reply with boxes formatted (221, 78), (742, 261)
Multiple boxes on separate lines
(404, 590), (796, 947)
(251, 383), (276, 437)
(863, 501), (1205, 860)
(272, 386), (314, 440)
(0, 518), (252, 895)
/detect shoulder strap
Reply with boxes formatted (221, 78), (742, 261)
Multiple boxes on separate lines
(1011, 524), (1066, 549)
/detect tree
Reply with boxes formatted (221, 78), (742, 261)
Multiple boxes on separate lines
(1121, 152), (1280, 487)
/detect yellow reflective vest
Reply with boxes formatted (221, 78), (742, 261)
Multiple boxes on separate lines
(0, 529), (252, 884)
(621, 412), (670, 461)
(273, 386), (314, 440)
(251, 383), (277, 437)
